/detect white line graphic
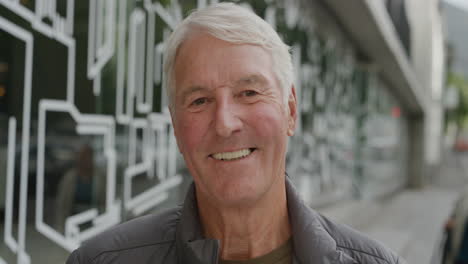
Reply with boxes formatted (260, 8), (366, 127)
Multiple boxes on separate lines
(4, 117), (18, 253)
(125, 8), (145, 121)
(140, 0), (156, 113)
(0, 0), (34, 22)
(116, 0), (128, 124)
(87, 0), (116, 96)
(36, 99), (120, 252)
(0, 13), (33, 264)
(123, 112), (181, 216)
(0, 1), (327, 262)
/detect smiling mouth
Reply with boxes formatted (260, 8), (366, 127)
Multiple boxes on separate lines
(210, 148), (256, 161)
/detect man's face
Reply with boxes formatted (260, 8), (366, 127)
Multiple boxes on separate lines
(171, 33), (296, 207)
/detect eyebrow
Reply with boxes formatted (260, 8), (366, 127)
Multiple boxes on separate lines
(179, 85), (207, 104)
(234, 74), (267, 86)
(178, 74), (268, 103)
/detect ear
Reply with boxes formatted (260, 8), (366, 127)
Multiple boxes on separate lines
(287, 85), (297, 137)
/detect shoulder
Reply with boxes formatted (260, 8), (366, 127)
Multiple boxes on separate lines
(67, 206), (181, 263)
(316, 213), (406, 264)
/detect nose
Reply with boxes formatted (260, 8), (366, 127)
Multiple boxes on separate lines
(214, 97), (243, 137)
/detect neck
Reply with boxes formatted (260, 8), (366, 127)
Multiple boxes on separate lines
(197, 178), (291, 260)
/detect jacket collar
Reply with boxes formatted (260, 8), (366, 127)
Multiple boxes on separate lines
(175, 183), (219, 264)
(175, 177), (356, 264)
(285, 177), (356, 263)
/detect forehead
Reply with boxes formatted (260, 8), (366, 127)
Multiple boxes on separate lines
(173, 33), (276, 90)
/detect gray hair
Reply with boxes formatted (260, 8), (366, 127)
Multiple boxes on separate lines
(163, 2), (293, 111)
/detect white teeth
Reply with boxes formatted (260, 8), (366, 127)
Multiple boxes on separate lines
(212, 149), (252, 161)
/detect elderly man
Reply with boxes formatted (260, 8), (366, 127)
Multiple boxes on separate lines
(67, 3), (405, 264)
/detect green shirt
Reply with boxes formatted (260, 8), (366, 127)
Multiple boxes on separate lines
(219, 238), (292, 264)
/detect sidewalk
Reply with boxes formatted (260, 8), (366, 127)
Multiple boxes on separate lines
(318, 150), (468, 264)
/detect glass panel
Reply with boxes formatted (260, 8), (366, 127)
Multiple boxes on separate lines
(0, 0), (408, 263)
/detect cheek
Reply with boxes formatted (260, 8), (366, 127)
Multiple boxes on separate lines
(175, 114), (209, 152)
(248, 105), (288, 137)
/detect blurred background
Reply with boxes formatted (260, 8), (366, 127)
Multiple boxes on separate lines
(0, 0), (467, 263)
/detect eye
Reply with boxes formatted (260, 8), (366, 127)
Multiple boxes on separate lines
(242, 90), (258, 97)
(191, 97), (207, 106)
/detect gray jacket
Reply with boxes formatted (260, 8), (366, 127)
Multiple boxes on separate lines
(67, 179), (406, 263)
